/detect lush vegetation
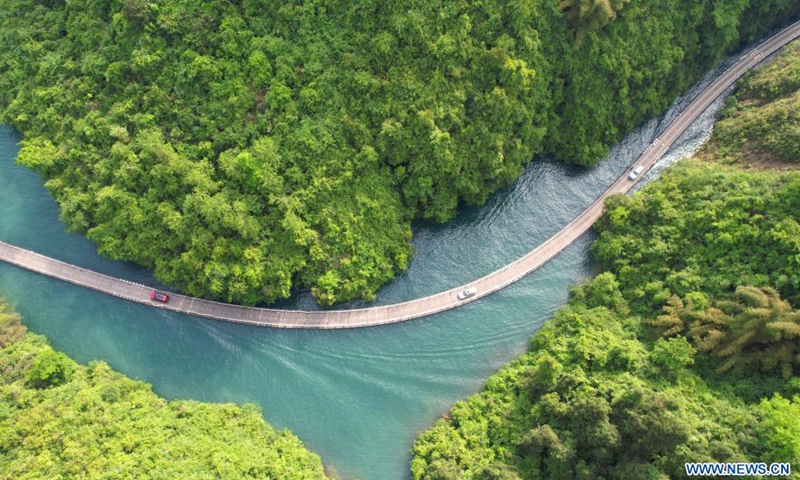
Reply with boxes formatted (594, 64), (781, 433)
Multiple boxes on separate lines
(0, 301), (328, 479)
(0, 0), (796, 305)
(411, 158), (800, 478)
(594, 162), (800, 310)
(411, 44), (800, 479)
(705, 40), (800, 166)
(412, 162), (800, 479)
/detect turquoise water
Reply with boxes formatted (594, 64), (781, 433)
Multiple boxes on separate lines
(0, 49), (741, 479)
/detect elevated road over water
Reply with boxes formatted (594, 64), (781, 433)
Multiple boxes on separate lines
(2, 21), (800, 328)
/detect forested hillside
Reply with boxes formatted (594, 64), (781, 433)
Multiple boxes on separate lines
(704, 40), (800, 167)
(0, 300), (329, 479)
(0, 0), (796, 305)
(411, 45), (800, 477)
(411, 160), (800, 480)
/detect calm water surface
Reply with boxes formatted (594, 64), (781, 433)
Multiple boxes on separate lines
(0, 47), (749, 479)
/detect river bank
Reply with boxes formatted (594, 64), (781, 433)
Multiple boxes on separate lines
(0, 30), (773, 480)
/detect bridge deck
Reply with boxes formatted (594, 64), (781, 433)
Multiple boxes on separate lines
(2, 21), (799, 329)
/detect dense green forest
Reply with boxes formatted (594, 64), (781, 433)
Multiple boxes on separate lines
(0, 301), (328, 479)
(704, 40), (800, 167)
(410, 43), (800, 478)
(0, 0), (797, 305)
(411, 161), (800, 480)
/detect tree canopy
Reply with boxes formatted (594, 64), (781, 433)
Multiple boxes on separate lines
(411, 56), (800, 476)
(412, 160), (800, 477)
(703, 40), (800, 167)
(0, 300), (329, 479)
(0, 0), (795, 305)
(412, 271), (781, 479)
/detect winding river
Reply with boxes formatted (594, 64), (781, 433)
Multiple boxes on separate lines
(0, 38), (771, 479)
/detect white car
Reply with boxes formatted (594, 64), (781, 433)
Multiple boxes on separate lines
(457, 287), (477, 300)
(628, 165), (644, 180)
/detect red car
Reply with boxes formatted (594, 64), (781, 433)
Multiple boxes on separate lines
(150, 291), (170, 303)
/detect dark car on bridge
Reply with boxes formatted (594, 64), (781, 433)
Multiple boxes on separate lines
(150, 291), (170, 303)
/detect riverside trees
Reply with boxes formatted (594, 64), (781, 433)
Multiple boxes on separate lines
(0, 301), (329, 479)
(0, 0), (796, 305)
(412, 162), (800, 479)
(704, 41), (800, 166)
(411, 53), (800, 474)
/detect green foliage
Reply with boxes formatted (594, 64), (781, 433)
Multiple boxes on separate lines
(594, 161), (800, 310)
(757, 394), (800, 466)
(649, 336), (695, 377)
(706, 40), (800, 165)
(569, 271), (629, 313)
(413, 93), (800, 477)
(25, 347), (75, 388)
(0, 300), (328, 479)
(652, 286), (800, 378)
(558, 0), (629, 46)
(474, 463), (523, 480)
(412, 274), (758, 479)
(0, 0), (792, 305)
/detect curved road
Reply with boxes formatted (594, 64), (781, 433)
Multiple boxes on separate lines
(2, 21), (799, 328)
